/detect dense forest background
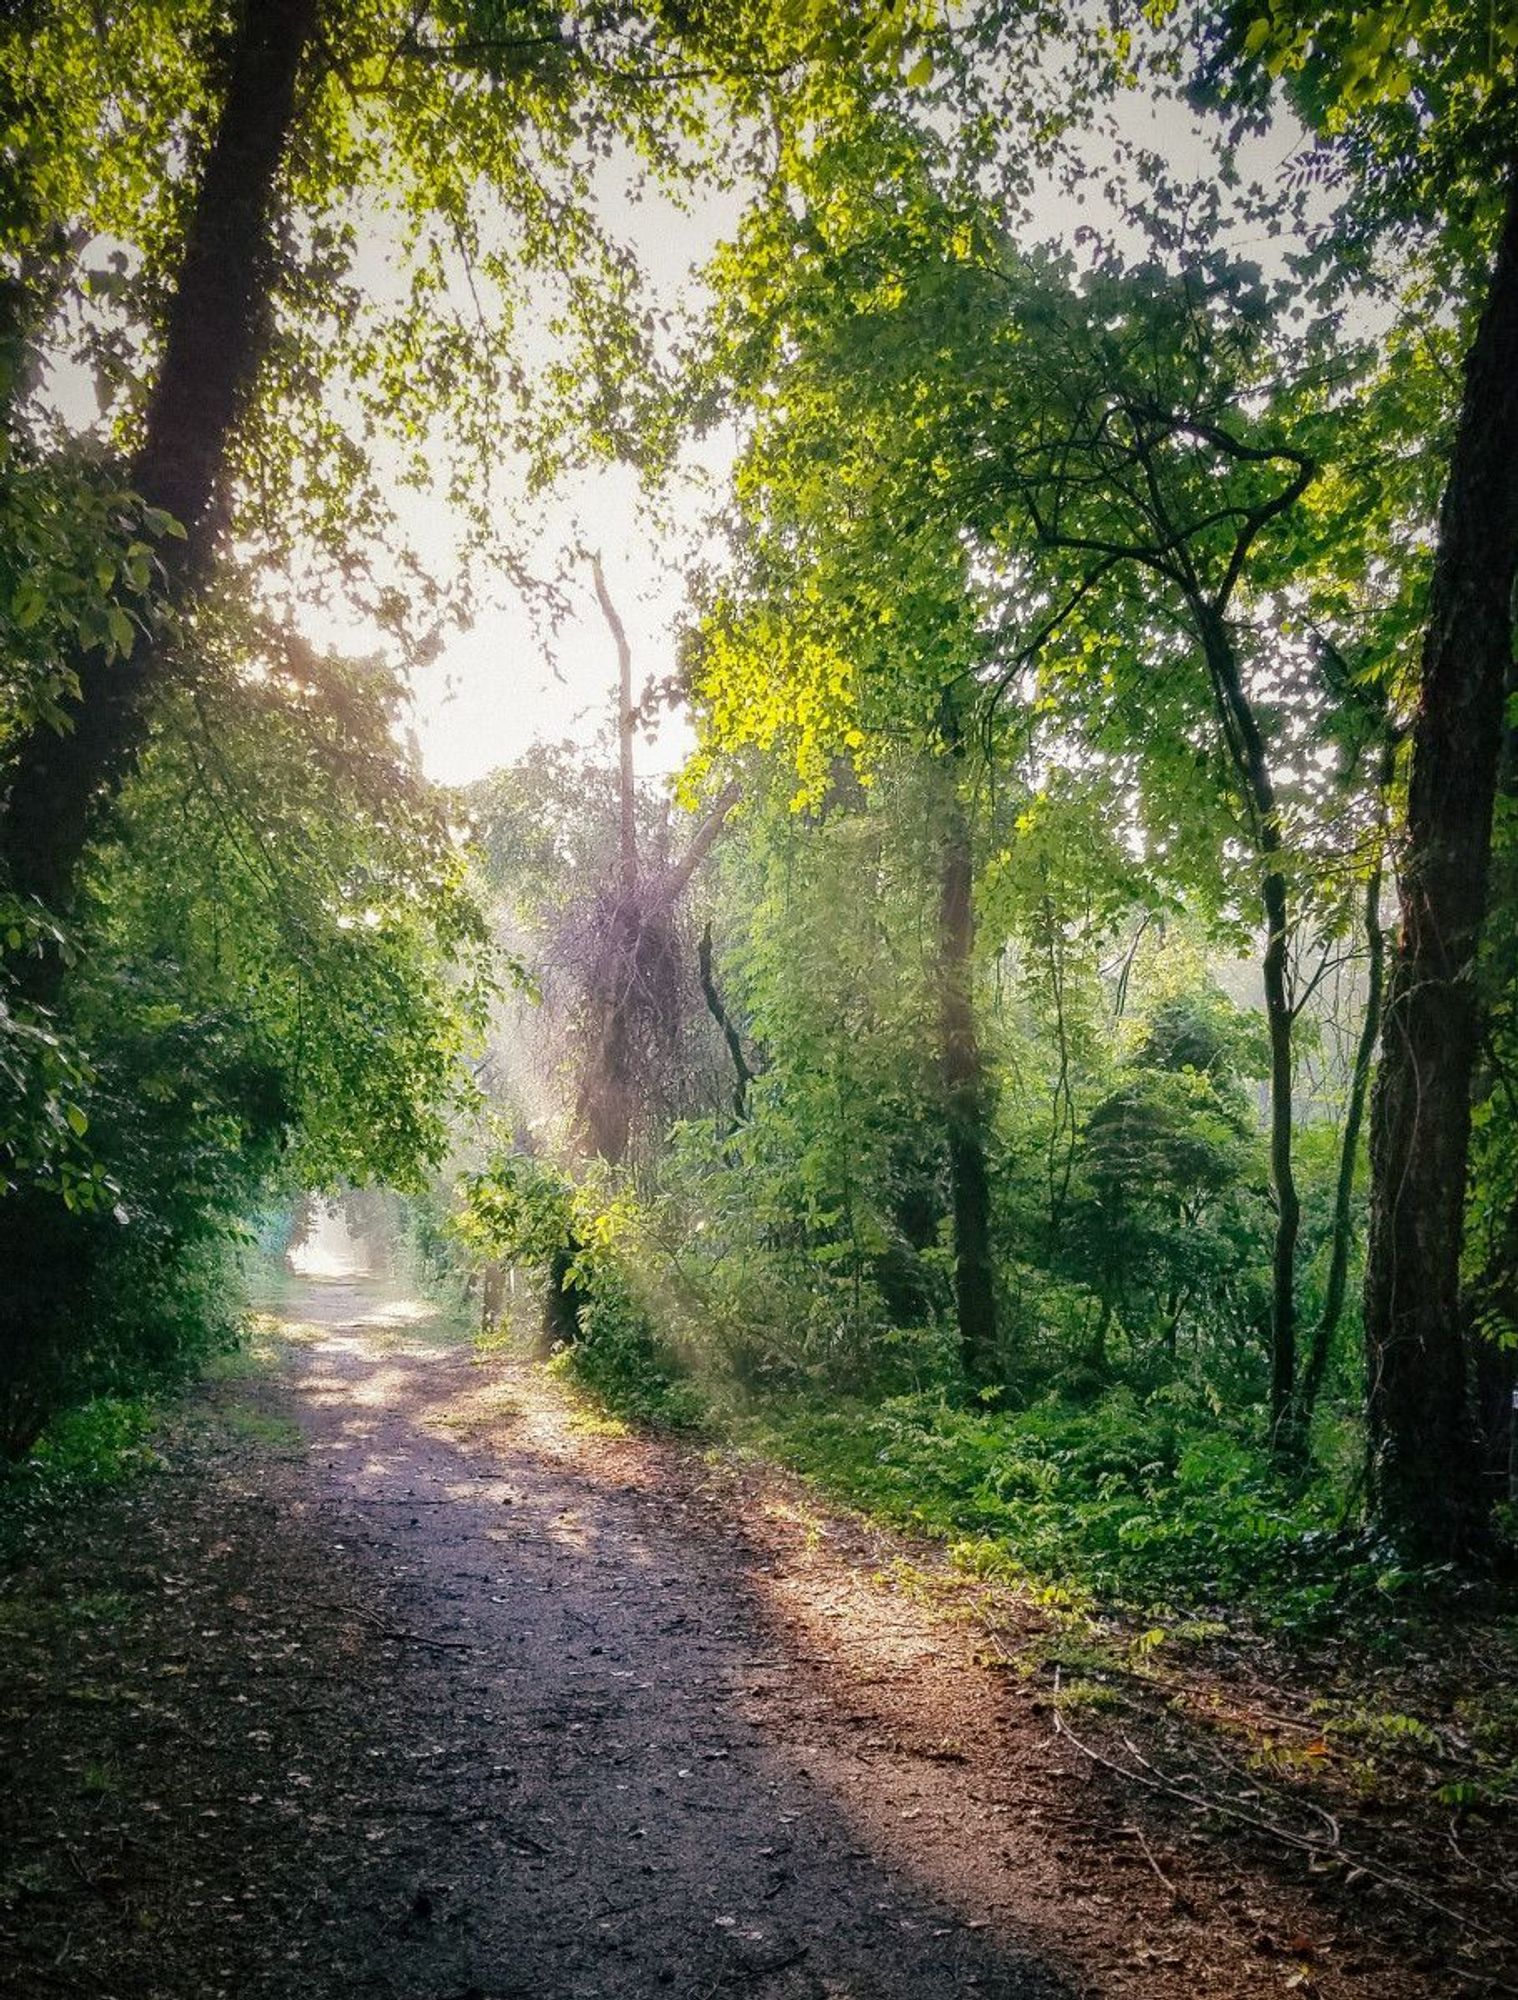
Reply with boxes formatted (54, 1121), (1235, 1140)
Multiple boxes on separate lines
(3, 0), (1518, 1629)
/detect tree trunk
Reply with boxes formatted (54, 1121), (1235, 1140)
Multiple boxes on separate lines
(697, 920), (753, 1119)
(1458, 543), (1518, 1504)
(591, 553), (639, 894)
(1297, 851), (1386, 1432)
(1196, 603), (1301, 1452)
(1361, 165), (1518, 1561)
(0, 0), (317, 943)
(936, 708), (998, 1384)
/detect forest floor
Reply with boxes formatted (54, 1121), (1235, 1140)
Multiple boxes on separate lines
(1, 1273), (1514, 2000)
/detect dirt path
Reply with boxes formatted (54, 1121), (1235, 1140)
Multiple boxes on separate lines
(0, 1277), (1451, 1998)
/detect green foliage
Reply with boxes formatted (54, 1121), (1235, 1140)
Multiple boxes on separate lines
(0, 1395), (161, 1563)
(459, 1151), (702, 1426)
(458, 1151), (579, 1271)
(23, 1396), (160, 1489)
(1202, 0), (1518, 235)
(746, 1387), (1374, 1623)
(0, 615), (491, 1449)
(549, 1298), (704, 1433)
(0, 909), (107, 1212)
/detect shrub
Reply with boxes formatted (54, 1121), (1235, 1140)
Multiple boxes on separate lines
(458, 1151), (702, 1427)
(752, 1386), (1367, 1622)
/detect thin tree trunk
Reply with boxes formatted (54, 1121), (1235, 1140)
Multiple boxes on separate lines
(1040, 892), (1078, 1257)
(1296, 842), (1387, 1433)
(937, 706), (998, 1385)
(1196, 604), (1301, 1451)
(663, 779), (741, 902)
(697, 920), (753, 1119)
(591, 553), (639, 893)
(0, 0), (317, 947)
(1362, 164), (1518, 1562)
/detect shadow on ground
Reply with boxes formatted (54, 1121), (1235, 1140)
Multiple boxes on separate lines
(0, 1275), (1444, 1999)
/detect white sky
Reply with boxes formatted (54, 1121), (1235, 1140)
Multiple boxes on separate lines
(335, 151), (746, 791)
(371, 462), (706, 788)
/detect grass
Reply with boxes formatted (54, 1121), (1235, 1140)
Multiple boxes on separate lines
(200, 1311), (285, 1382)
(214, 1403), (306, 1451)
(80, 1760), (119, 1796)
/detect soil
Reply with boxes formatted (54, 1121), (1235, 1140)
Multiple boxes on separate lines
(0, 1275), (1500, 1999)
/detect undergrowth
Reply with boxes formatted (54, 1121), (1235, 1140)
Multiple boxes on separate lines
(548, 1308), (1463, 1631)
(742, 1390), (1373, 1622)
(0, 1397), (163, 1564)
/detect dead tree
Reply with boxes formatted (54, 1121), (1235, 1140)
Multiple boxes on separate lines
(569, 559), (741, 1165)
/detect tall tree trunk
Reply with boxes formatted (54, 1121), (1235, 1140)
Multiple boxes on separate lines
(1460, 576), (1518, 1501)
(1362, 165), (1518, 1561)
(936, 707), (998, 1385)
(0, 0), (316, 1452)
(0, 0), (317, 946)
(1296, 840), (1387, 1433)
(1196, 603), (1301, 1452)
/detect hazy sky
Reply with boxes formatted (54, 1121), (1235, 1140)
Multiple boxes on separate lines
(368, 461), (706, 788)
(335, 158), (743, 793)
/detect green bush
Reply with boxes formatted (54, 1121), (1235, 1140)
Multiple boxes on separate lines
(750, 1385), (1373, 1622)
(0, 1395), (162, 1562)
(458, 1151), (703, 1428)
(26, 1396), (161, 1487)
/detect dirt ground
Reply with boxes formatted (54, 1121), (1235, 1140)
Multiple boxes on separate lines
(0, 1275), (1504, 1999)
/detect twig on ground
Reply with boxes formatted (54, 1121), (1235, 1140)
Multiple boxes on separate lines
(1050, 1702), (1518, 1960)
(1122, 1823), (1186, 1907)
(311, 1598), (472, 1654)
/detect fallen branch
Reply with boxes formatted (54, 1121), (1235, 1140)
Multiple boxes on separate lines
(313, 1598), (472, 1654)
(1050, 1687), (1518, 1959)
(1121, 1823), (1187, 1909)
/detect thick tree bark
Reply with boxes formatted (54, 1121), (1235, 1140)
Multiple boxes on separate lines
(0, 0), (317, 941)
(936, 712), (998, 1384)
(1362, 165), (1518, 1561)
(1466, 659), (1518, 1497)
(1196, 604), (1301, 1451)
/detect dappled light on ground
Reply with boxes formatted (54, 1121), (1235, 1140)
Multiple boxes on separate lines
(0, 1274), (1467, 2000)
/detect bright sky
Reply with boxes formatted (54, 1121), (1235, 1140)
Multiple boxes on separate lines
(52, 154), (738, 795)
(400, 467), (704, 788)
(326, 155), (743, 793)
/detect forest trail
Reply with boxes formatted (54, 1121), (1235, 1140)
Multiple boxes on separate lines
(1, 1276), (1445, 2000)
